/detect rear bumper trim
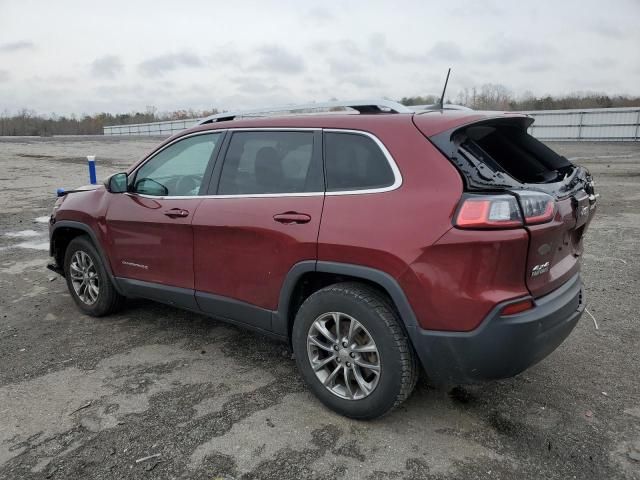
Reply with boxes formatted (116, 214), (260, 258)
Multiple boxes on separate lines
(409, 273), (585, 384)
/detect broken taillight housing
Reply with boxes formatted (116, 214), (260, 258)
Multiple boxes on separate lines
(516, 191), (556, 224)
(454, 194), (523, 229)
(455, 191), (556, 229)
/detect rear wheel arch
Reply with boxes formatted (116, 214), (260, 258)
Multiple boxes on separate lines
(278, 261), (420, 343)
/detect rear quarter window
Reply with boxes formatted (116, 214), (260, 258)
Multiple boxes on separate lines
(324, 132), (395, 192)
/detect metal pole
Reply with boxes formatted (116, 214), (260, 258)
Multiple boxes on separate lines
(578, 112), (584, 141)
(87, 155), (97, 184)
(634, 109), (640, 141)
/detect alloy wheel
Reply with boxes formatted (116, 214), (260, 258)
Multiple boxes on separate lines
(69, 250), (100, 305)
(307, 312), (381, 400)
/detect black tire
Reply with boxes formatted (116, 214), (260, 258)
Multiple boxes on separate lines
(63, 236), (124, 316)
(292, 282), (418, 419)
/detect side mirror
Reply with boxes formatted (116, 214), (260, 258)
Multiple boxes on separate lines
(133, 178), (169, 196)
(106, 172), (128, 193)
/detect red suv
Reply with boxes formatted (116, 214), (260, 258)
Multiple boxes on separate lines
(48, 100), (595, 419)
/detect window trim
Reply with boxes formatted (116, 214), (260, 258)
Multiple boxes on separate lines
(129, 127), (402, 199)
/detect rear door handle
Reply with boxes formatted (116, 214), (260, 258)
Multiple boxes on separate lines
(164, 208), (189, 218)
(273, 212), (312, 224)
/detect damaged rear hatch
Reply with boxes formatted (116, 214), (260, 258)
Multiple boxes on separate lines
(418, 114), (597, 298)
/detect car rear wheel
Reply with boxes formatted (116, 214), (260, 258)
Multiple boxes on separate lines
(292, 282), (418, 419)
(64, 236), (124, 316)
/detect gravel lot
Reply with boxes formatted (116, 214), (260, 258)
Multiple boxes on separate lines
(0, 136), (638, 480)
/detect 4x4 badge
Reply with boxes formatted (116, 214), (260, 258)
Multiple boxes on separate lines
(531, 262), (550, 277)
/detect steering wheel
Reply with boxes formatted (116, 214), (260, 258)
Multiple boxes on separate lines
(174, 175), (202, 196)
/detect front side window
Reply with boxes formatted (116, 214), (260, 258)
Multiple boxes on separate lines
(133, 133), (222, 196)
(218, 131), (320, 195)
(324, 132), (395, 192)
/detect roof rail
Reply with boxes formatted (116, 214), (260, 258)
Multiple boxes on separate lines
(411, 104), (473, 112)
(197, 99), (413, 125)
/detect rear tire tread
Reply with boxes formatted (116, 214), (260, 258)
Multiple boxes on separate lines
(298, 281), (418, 417)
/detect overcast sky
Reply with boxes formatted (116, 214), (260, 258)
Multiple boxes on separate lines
(1, 0), (639, 115)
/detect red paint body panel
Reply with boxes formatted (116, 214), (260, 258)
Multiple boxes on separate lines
(192, 196), (323, 309)
(54, 186), (113, 266)
(525, 197), (592, 298)
(400, 228), (530, 331)
(317, 121), (466, 301)
(411, 110), (529, 137)
(104, 193), (202, 289)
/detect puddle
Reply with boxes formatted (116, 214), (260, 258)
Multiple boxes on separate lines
(4, 230), (41, 238)
(15, 241), (49, 251)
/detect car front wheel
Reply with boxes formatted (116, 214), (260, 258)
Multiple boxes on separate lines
(64, 236), (123, 316)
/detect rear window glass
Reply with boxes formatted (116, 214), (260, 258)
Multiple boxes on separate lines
(324, 132), (395, 192)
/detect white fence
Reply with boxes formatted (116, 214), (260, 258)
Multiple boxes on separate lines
(103, 118), (200, 136)
(525, 107), (640, 141)
(104, 107), (640, 141)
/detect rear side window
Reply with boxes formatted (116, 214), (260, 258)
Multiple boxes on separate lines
(217, 131), (322, 195)
(324, 132), (395, 192)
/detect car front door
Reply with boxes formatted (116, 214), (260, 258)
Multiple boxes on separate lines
(191, 129), (324, 331)
(105, 132), (224, 299)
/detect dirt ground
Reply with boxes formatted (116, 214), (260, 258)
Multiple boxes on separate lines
(0, 136), (638, 480)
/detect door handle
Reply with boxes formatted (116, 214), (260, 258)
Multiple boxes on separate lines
(273, 212), (312, 224)
(164, 208), (189, 218)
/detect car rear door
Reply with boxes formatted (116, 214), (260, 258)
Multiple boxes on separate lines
(191, 129), (324, 331)
(105, 132), (224, 299)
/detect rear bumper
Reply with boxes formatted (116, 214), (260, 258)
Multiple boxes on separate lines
(410, 273), (585, 384)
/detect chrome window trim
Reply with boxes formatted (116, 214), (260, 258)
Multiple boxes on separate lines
(127, 127), (402, 200)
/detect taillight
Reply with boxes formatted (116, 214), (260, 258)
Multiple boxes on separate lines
(516, 191), (556, 224)
(455, 191), (556, 229)
(455, 194), (522, 229)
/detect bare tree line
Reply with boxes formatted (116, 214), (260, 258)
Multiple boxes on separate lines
(400, 84), (640, 111)
(0, 108), (219, 136)
(1, 86), (639, 136)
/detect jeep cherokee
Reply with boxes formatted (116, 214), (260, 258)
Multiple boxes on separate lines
(48, 100), (596, 419)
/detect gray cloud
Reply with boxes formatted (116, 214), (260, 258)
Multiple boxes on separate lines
(0, 70), (9, 82)
(0, 40), (35, 53)
(307, 6), (334, 24)
(253, 46), (305, 74)
(428, 41), (464, 62)
(91, 55), (123, 79)
(138, 52), (203, 77)
(592, 57), (618, 69)
(520, 61), (554, 73)
(478, 36), (555, 65)
(590, 22), (624, 38)
(327, 56), (362, 75)
(231, 76), (286, 94)
(339, 74), (382, 89)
